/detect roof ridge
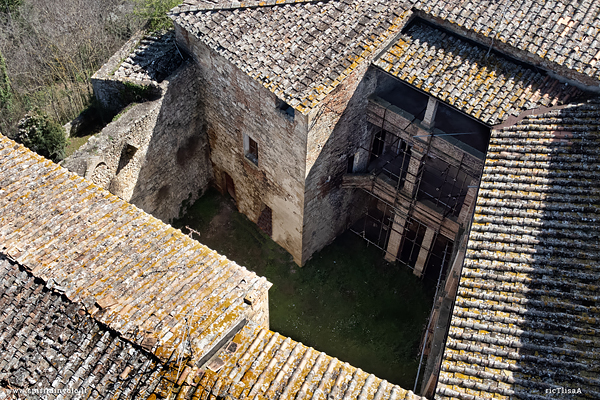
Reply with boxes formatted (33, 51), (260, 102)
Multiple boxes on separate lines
(169, 0), (330, 15)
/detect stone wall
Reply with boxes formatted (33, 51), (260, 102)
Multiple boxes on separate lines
(175, 24), (308, 265)
(64, 61), (213, 223)
(91, 31), (161, 113)
(301, 63), (378, 263)
(130, 61), (212, 221)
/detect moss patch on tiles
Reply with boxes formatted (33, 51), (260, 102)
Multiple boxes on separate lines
(173, 188), (434, 388)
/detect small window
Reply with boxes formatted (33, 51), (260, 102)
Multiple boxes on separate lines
(243, 133), (258, 165)
(276, 98), (295, 119)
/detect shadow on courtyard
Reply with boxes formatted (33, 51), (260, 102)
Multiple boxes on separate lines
(172, 188), (435, 389)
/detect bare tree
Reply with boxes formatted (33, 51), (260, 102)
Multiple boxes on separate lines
(0, 0), (145, 135)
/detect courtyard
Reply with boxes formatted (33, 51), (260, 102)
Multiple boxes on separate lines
(173, 189), (435, 389)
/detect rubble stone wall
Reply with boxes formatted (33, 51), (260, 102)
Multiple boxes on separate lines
(176, 24), (308, 265)
(301, 64), (378, 263)
(64, 61), (213, 223)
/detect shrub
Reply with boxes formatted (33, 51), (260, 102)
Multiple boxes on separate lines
(16, 112), (67, 162)
(0, 0), (22, 14)
(134, 0), (180, 32)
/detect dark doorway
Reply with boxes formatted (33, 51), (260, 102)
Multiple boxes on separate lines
(370, 130), (386, 162)
(224, 172), (236, 201)
(347, 154), (355, 173)
(257, 205), (273, 237)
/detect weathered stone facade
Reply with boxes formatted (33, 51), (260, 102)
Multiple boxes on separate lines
(175, 25), (308, 264)
(302, 63), (378, 262)
(76, 0), (600, 273)
(66, 58), (212, 223)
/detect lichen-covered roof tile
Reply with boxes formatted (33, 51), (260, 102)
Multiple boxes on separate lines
(415, 0), (600, 86)
(0, 256), (173, 398)
(202, 322), (424, 400)
(437, 98), (600, 399)
(373, 21), (587, 126)
(0, 134), (271, 370)
(170, 0), (413, 114)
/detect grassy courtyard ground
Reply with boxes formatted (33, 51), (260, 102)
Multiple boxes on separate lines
(172, 189), (434, 388)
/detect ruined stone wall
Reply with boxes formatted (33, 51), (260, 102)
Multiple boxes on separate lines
(63, 101), (161, 193)
(175, 24), (308, 265)
(129, 61), (212, 221)
(65, 61), (213, 223)
(301, 64), (378, 263)
(91, 31), (162, 113)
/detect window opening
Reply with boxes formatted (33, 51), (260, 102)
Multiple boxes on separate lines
(116, 143), (138, 175)
(276, 98), (295, 119)
(243, 133), (259, 165)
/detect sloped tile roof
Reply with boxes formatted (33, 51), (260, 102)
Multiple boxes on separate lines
(113, 31), (184, 84)
(0, 135), (423, 399)
(0, 134), (270, 369)
(436, 99), (600, 399)
(416, 0), (600, 85)
(192, 321), (425, 400)
(0, 256), (169, 398)
(374, 21), (587, 126)
(169, 0), (413, 114)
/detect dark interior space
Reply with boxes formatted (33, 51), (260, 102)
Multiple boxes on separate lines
(375, 74), (429, 120)
(433, 103), (491, 153)
(350, 197), (394, 250)
(398, 219), (426, 269)
(417, 156), (470, 219)
(422, 235), (454, 283)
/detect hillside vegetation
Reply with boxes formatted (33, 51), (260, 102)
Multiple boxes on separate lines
(0, 0), (179, 158)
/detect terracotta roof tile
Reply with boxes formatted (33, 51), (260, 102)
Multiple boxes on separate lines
(416, 0), (600, 85)
(196, 322), (427, 400)
(0, 256), (169, 398)
(0, 134), (271, 370)
(0, 134), (423, 398)
(374, 21), (587, 126)
(437, 99), (600, 399)
(113, 31), (184, 84)
(169, 0), (413, 114)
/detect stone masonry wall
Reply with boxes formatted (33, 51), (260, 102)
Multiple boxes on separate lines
(64, 61), (213, 223)
(176, 24), (308, 265)
(129, 61), (212, 221)
(301, 63), (378, 263)
(63, 100), (161, 194)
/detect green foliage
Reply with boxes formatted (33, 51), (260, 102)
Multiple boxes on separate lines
(0, 50), (12, 113)
(0, 0), (22, 14)
(16, 112), (67, 162)
(134, 0), (179, 32)
(120, 81), (155, 104)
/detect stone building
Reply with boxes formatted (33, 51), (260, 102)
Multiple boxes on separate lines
(2, 0), (600, 397)
(66, 0), (599, 278)
(1, 104), (599, 398)
(164, 0), (596, 277)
